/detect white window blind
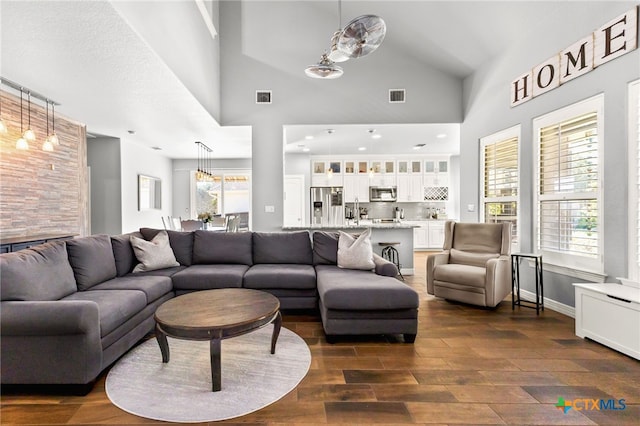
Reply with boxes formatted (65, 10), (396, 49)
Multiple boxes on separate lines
(629, 80), (640, 281)
(481, 128), (519, 249)
(534, 95), (603, 273)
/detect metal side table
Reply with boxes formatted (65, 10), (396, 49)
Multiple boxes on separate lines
(511, 253), (544, 315)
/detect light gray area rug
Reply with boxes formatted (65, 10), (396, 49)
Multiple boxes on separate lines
(106, 326), (311, 423)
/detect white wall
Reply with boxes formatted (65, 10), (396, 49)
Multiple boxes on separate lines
(120, 140), (173, 233)
(460, 2), (639, 307)
(111, 1), (221, 121)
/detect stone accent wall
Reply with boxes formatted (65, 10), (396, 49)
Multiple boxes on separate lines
(0, 89), (89, 238)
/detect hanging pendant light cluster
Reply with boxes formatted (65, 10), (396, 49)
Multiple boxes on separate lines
(195, 141), (214, 181)
(1, 77), (61, 152)
(305, 0), (386, 79)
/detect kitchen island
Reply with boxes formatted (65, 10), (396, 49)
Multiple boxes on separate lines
(282, 221), (418, 275)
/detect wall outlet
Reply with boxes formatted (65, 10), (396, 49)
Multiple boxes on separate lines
(265, 205), (275, 213)
(467, 204), (475, 212)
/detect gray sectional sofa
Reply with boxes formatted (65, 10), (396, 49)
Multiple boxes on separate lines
(0, 229), (419, 387)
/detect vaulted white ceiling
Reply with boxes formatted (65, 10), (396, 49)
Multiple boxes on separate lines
(1, 1), (599, 159)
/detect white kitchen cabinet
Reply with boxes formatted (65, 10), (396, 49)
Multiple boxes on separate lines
(343, 175), (370, 202)
(574, 283), (640, 360)
(311, 159), (343, 186)
(413, 225), (429, 249)
(409, 221), (445, 250)
(428, 221), (446, 248)
(397, 175), (424, 202)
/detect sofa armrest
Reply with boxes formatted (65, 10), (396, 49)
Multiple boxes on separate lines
(485, 255), (512, 307)
(372, 253), (398, 277)
(1, 300), (103, 385)
(1, 300), (100, 336)
(426, 251), (450, 294)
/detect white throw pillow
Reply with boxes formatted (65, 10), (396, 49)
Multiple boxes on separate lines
(337, 229), (375, 270)
(130, 231), (179, 273)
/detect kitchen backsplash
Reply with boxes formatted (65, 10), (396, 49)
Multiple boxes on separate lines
(345, 201), (447, 220)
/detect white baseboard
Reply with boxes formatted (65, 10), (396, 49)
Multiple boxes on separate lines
(400, 268), (415, 276)
(518, 289), (575, 318)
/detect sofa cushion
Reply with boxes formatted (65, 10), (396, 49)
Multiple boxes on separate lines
(0, 241), (77, 301)
(449, 248), (499, 268)
(111, 232), (142, 276)
(433, 263), (486, 288)
(316, 265), (419, 311)
(139, 228), (194, 266)
(171, 264), (248, 290)
(253, 231), (312, 264)
(89, 275), (173, 304)
(243, 264), (316, 290)
(130, 231), (179, 273)
(66, 235), (117, 291)
(192, 231), (253, 265)
(312, 231), (339, 265)
(337, 229), (375, 270)
(62, 289), (147, 337)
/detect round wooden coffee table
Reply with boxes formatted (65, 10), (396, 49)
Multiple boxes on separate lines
(154, 288), (282, 392)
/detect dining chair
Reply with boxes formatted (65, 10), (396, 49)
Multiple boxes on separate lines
(181, 219), (204, 231)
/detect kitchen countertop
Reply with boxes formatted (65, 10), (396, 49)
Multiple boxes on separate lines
(282, 221), (420, 230)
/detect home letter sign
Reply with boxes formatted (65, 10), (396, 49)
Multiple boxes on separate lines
(511, 6), (638, 107)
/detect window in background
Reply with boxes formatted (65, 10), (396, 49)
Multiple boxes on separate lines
(192, 170), (251, 228)
(480, 125), (520, 251)
(534, 95), (603, 276)
(629, 79), (640, 281)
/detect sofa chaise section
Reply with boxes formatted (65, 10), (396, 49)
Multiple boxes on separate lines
(312, 232), (419, 342)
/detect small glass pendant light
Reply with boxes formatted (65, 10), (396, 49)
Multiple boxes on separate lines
(16, 89), (29, 150)
(48, 102), (59, 145)
(22, 92), (36, 142)
(0, 91), (7, 134)
(42, 101), (54, 152)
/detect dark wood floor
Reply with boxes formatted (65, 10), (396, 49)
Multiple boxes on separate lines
(2, 252), (639, 425)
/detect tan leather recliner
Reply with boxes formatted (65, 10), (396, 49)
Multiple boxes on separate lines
(427, 221), (512, 308)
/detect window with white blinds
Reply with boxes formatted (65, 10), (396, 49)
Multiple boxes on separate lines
(480, 126), (519, 250)
(534, 95), (603, 273)
(629, 80), (640, 281)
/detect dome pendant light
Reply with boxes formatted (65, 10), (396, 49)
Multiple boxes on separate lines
(16, 89), (29, 150)
(304, 53), (344, 79)
(22, 91), (36, 142)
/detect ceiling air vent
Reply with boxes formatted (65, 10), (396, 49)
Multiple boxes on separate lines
(389, 89), (405, 103)
(256, 90), (272, 104)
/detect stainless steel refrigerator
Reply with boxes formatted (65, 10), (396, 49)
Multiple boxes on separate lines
(310, 187), (344, 226)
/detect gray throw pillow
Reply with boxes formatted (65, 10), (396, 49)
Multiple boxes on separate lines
(337, 228), (375, 270)
(130, 231), (179, 273)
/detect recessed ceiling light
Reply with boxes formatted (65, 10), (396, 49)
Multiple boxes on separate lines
(326, 129), (335, 134)
(372, 134), (382, 139)
(436, 133), (447, 139)
(305, 135), (314, 140)
(358, 146), (366, 151)
(302, 147), (310, 152)
(413, 143), (426, 150)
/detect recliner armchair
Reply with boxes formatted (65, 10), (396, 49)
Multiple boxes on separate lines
(427, 221), (512, 308)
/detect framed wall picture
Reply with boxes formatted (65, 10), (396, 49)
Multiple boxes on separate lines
(138, 174), (162, 210)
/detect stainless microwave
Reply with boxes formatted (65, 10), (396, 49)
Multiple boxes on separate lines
(369, 186), (397, 202)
